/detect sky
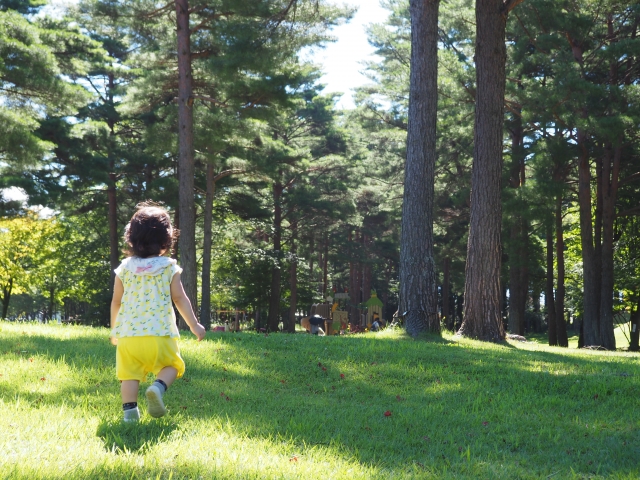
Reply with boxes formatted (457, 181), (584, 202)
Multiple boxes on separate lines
(314, 0), (390, 109)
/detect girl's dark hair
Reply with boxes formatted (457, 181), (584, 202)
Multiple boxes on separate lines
(124, 202), (178, 258)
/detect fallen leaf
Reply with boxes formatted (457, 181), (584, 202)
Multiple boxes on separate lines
(384, 410), (392, 417)
(340, 373), (345, 379)
(482, 421), (489, 426)
(40, 377), (46, 381)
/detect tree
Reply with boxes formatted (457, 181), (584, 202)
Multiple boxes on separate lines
(0, 214), (48, 318)
(399, 0), (440, 336)
(458, 0), (523, 341)
(0, 1), (95, 167)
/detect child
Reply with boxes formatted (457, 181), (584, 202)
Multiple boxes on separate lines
(110, 203), (206, 422)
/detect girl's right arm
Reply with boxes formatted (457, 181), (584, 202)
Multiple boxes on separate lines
(110, 276), (124, 345)
(170, 273), (206, 341)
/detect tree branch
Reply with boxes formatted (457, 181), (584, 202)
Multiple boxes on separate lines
(502, 0), (526, 15)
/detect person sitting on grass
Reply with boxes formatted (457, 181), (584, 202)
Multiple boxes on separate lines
(110, 202), (206, 422)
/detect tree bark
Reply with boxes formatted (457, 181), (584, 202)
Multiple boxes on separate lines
(508, 221), (527, 336)
(288, 220), (298, 333)
(555, 195), (568, 347)
(458, 0), (507, 341)
(348, 230), (356, 327)
(456, 293), (463, 331)
(443, 257), (451, 330)
(507, 107), (527, 336)
(399, 0), (440, 336)
(352, 230), (361, 326)
(200, 163), (215, 330)
(175, 0), (197, 327)
(629, 298), (640, 352)
(545, 225), (557, 346)
(48, 284), (55, 321)
(267, 181), (283, 331)
(1, 278), (12, 319)
(322, 233), (329, 299)
(577, 128), (601, 347)
(599, 140), (621, 350)
(362, 234), (372, 305)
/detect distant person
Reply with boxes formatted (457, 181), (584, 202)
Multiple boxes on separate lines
(110, 202), (206, 422)
(307, 314), (326, 335)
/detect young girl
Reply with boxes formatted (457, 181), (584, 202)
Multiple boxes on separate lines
(110, 203), (206, 422)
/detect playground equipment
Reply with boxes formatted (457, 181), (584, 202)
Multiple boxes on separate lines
(303, 290), (386, 334)
(364, 291), (384, 329)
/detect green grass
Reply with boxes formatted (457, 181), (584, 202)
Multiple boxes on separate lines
(0, 321), (639, 479)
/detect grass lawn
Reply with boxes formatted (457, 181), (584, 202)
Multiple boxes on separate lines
(0, 321), (639, 479)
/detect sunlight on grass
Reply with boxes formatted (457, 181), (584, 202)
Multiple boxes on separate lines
(1, 321), (639, 479)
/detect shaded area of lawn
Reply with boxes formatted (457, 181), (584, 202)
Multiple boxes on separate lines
(1, 322), (639, 479)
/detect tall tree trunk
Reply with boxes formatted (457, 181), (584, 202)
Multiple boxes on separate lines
(455, 293), (464, 331)
(555, 195), (568, 347)
(1, 278), (12, 319)
(383, 261), (391, 319)
(267, 181), (283, 331)
(172, 206), (179, 260)
(599, 140), (621, 350)
(508, 221), (526, 335)
(362, 234), (372, 305)
(443, 257), (451, 330)
(107, 173), (119, 325)
(200, 163), (215, 330)
(288, 219), (298, 333)
(399, 0), (440, 336)
(106, 71), (119, 326)
(175, 0), (197, 327)
(578, 128), (601, 347)
(48, 285), (55, 321)
(458, 0), (508, 342)
(546, 221), (558, 345)
(629, 297), (640, 352)
(348, 230), (356, 327)
(322, 233), (329, 299)
(352, 230), (362, 325)
(507, 107), (527, 336)
(200, 167), (241, 329)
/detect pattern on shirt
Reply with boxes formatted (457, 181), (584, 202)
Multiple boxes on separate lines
(111, 257), (182, 338)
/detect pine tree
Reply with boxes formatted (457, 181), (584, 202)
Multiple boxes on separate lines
(399, 0), (440, 335)
(458, 0), (523, 341)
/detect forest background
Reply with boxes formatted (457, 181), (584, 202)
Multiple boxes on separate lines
(1, 0), (639, 350)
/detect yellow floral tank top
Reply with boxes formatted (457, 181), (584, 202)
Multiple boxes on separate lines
(111, 256), (182, 338)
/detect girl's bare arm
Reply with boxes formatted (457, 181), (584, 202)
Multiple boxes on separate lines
(170, 273), (206, 341)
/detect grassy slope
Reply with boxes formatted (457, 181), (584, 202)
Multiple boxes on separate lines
(0, 321), (638, 479)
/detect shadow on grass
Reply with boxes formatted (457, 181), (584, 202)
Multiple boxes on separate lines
(3, 324), (640, 477)
(96, 417), (179, 454)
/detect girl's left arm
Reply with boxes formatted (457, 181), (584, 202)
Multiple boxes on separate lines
(110, 276), (124, 345)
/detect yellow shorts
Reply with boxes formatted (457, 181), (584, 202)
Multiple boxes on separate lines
(116, 336), (185, 382)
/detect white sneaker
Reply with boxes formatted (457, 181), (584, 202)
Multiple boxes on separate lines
(123, 407), (140, 422)
(145, 385), (166, 418)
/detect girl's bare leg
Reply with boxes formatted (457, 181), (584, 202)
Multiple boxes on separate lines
(156, 366), (178, 388)
(121, 380), (139, 403)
